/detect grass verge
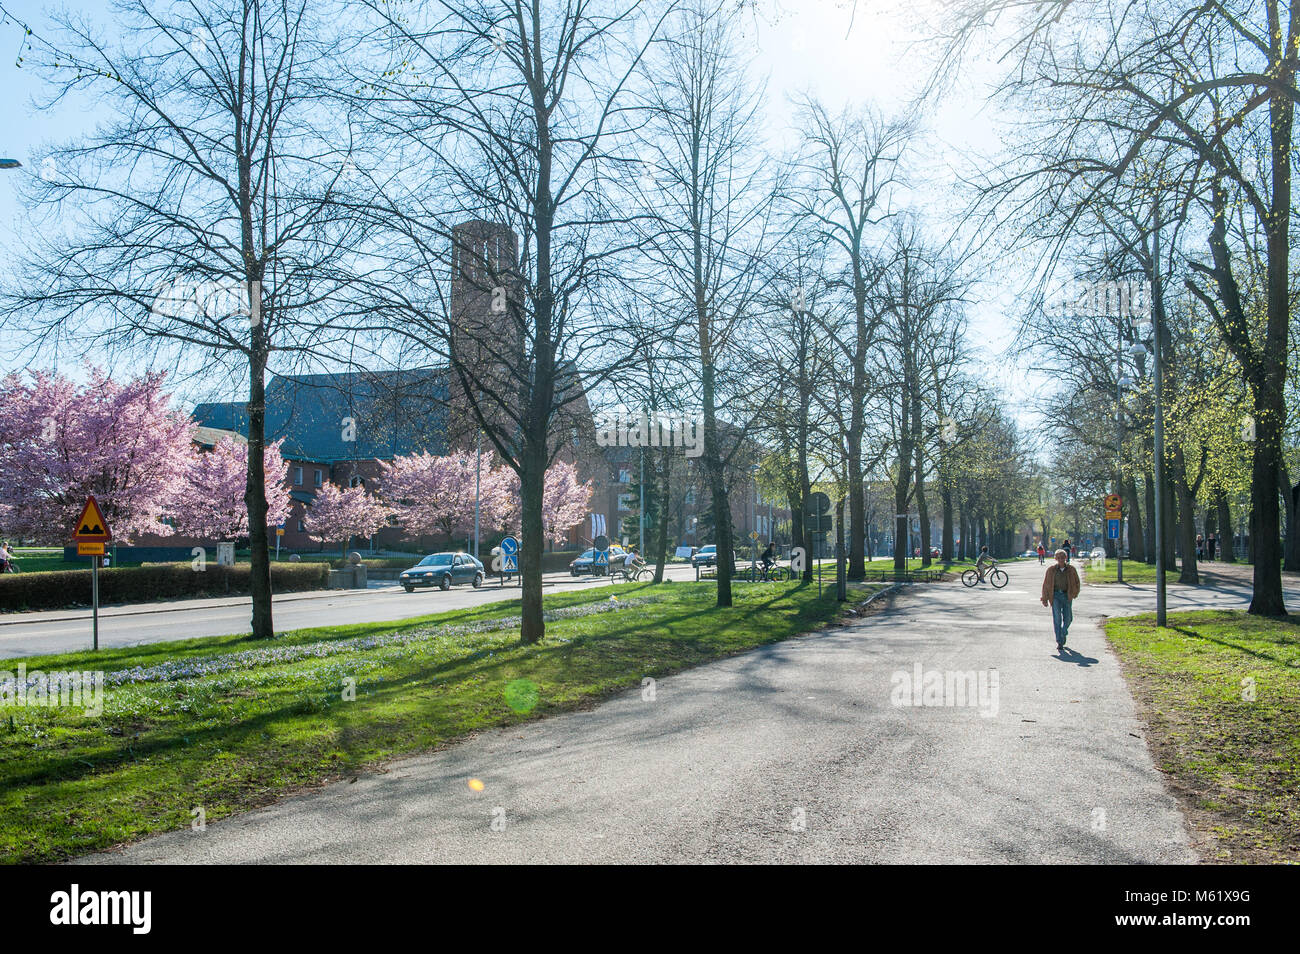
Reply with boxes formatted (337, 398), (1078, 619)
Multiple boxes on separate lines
(0, 578), (862, 863)
(1105, 609), (1300, 863)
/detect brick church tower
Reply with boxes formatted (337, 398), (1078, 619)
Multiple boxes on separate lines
(447, 219), (612, 546)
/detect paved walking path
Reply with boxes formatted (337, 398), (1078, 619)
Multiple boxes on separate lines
(80, 560), (1227, 864)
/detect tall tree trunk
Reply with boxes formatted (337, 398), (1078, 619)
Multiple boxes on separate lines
(940, 482), (954, 563)
(1280, 463), (1300, 572)
(1171, 446), (1199, 585)
(915, 442), (931, 568)
(653, 449), (670, 583)
(1123, 473), (1146, 564)
(1216, 490), (1235, 563)
(245, 344), (274, 640)
(1143, 471), (1156, 564)
(701, 361), (733, 607)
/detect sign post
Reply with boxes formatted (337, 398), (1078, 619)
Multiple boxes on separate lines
(73, 495), (112, 652)
(1104, 493), (1123, 582)
(593, 533), (610, 584)
(276, 522), (285, 560)
(500, 536), (519, 586)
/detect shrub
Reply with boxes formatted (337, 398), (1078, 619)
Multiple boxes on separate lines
(0, 563), (329, 613)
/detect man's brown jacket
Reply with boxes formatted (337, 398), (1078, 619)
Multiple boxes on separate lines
(1041, 563), (1081, 602)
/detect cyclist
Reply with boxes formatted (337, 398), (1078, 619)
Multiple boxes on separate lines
(975, 545), (995, 582)
(759, 540), (775, 575)
(621, 545), (644, 578)
(1036, 543), (1046, 565)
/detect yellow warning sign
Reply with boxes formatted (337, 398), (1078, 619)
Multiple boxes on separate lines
(74, 495), (112, 542)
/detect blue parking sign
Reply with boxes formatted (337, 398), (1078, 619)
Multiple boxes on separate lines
(1107, 518), (1120, 539)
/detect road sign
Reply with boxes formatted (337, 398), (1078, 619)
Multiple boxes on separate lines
(593, 534), (609, 552)
(1103, 493), (1122, 517)
(807, 491), (830, 516)
(1108, 518), (1120, 540)
(73, 495), (112, 542)
(77, 542), (105, 556)
(276, 528), (285, 536)
(594, 550), (608, 566)
(750, 531), (760, 540)
(805, 515), (834, 532)
(501, 536), (519, 572)
(72, 495), (111, 654)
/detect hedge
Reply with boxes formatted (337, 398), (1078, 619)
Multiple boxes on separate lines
(0, 563), (330, 613)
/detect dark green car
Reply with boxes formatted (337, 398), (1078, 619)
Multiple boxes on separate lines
(399, 552), (485, 592)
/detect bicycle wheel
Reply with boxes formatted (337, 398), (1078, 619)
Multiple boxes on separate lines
(961, 569), (979, 587)
(742, 565), (758, 582)
(989, 568), (1009, 588)
(771, 566), (790, 582)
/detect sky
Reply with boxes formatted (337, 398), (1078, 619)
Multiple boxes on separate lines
(0, 0), (1045, 421)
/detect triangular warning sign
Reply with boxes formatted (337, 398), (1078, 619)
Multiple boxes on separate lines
(74, 495), (112, 542)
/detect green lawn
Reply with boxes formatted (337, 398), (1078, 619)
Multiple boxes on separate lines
(1087, 559), (1231, 584)
(0, 578), (867, 863)
(1106, 609), (1300, 863)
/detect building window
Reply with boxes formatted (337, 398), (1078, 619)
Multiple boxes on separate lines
(685, 489), (695, 505)
(618, 468), (631, 484)
(349, 475), (365, 489)
(314, 469), (323, 487)
(293, 466), (303, 486)
(297, 519), (305, 532)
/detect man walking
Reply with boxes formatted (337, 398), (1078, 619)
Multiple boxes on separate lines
(1040, 548), (1081, 652)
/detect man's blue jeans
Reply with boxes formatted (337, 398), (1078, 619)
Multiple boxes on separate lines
(1051, 590), (1073, 643)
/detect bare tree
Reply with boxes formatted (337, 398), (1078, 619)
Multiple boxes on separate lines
(791, 97), (911, 579)
(348, 0), (672, 642)
(629, 0), (780, 607)
(2, 0), (368, 639)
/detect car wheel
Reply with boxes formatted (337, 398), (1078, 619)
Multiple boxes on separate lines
(403, 585), (414, 593)
(473, 572), (483, 588)
(439, 574), (452, 591)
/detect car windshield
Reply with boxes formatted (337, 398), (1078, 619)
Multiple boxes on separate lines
(418, 554), (453, 567)
(700, 546), (716, 554)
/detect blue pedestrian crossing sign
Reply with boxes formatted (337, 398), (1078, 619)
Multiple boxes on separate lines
(501, 536), (519, 572)
(594, 550), (608, 567)
(1107, 518), (1120, 539)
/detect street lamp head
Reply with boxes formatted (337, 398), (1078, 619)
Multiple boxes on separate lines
(1118, 376), (1134, 389)
(0, 159), (21, 170)
(1127, 343), (1148, 357)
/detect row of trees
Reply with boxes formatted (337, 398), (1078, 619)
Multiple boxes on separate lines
(945, 0), (1300, 613)
(1, 0), (1037, 642)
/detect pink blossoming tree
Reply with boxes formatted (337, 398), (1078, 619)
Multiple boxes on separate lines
(381, 451), (515, 542)
(304, 482), (390, 554)
(0, 368), (195, 543)
(173, 438), (291, 540)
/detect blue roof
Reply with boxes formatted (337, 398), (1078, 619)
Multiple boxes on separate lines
(193, 369), (449, 462)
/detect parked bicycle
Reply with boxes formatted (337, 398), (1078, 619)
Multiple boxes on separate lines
(961, 561), (1008, 588)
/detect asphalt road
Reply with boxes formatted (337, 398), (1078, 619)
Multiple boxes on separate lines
(80, 559), (1250, 864)
(0, 564), (700, 659)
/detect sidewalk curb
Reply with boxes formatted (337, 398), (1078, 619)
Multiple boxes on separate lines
(848, 582), (905, 616)
(0, 586), (383, 627)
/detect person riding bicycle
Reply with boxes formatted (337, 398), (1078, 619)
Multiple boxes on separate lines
(621, 545), (644, 577)
(975, 546), (995, 582)
(0, 541), (13, 574)
(760, 541), (776, 573)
